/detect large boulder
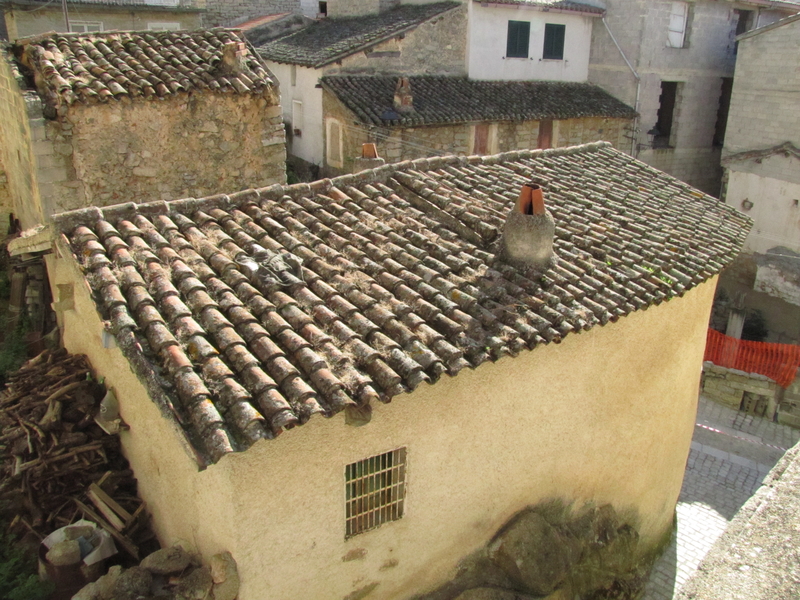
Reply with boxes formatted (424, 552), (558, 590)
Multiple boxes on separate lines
(488, 511), (575, 596)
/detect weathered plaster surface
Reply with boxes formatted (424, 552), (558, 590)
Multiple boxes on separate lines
(50, 221), (718, 600)
(724, 168), (800, 255)
(468, 3), (594, 82)
(3, 7), (203, 41)
(37, 93), (286, 215)
(270, 63), (325, 168)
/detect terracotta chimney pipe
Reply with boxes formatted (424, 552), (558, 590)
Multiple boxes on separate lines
(362, 143), (379, 159)
(517, 183), (545, 216)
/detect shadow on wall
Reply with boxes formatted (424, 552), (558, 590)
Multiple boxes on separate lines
(412, 500), (672, 600)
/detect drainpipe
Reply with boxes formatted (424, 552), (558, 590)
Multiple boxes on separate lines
(602, 17), (640, 156)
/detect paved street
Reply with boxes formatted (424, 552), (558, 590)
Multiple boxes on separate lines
(643, 395), (800, 600)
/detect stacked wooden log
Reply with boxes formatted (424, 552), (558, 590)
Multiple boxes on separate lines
(0, 349), (154, 555)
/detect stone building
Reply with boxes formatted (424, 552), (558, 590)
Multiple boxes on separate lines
(39, 141), (749, 599)
(255, 0), (636, 176)
(0, 28), (286, 229)
(714, 13), (800, 345)
(0, 0), (204, 42)
(322, 74), (636, 174)
(588, 0), (799, 196)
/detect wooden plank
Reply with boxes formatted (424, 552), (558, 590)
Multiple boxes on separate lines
(89, 483), (132, 522)
(125, 502), (147, 529)
(87, 488), (126, 531)
(73, 499), (139, 560)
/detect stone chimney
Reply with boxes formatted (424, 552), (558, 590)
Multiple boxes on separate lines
(393, 78), (414, 114)
(500, 183), (555, 272)
(353, 143), (385, 173)
(216, 41), (249, 76)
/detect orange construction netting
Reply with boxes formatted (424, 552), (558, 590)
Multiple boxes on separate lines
(704, 328), (800, 388)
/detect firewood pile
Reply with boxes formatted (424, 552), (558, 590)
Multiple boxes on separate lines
(0, 348), (154, 557)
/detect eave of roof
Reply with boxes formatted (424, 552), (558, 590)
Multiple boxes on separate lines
(721, 142), (800, 166)
(322, 75), (637, 127)
(55, 142), (750, 465)
(737, 11), (800, 41)
(471, 0), (604, 16)
(255, 2), (460, 68)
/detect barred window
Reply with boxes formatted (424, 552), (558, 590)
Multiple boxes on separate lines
(345, 448), (407, 538)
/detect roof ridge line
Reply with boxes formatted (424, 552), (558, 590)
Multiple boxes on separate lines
(52, 142), (614, 231)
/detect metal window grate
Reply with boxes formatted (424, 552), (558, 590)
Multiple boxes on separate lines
(345, 447), (407, 538)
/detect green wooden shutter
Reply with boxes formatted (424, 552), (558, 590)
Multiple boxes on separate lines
(506, 21), (530, 58)
(543, 23), (566, 59)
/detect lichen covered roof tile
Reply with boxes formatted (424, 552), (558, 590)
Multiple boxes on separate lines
(57, 143), (750, 464)
(18, 28), (275, 109)
(255, 2), (460, 67)
(322, 75), (637, 126)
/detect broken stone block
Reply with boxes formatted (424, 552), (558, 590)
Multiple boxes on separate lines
(71, 581), (101, 600)
(175, 566), (213, 600)
(210, 551), (239, 600)
(95, 565), (123, 599)
(141, 545), (192, 575)
(46, 539), (81, 566)
(113, 566), (153, 600)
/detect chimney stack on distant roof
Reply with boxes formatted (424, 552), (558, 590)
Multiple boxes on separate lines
(217, 41), (249, 76)
(353, 142), (385, 172)
(393, 77), (414, 114)
(500, 183), (555, 272)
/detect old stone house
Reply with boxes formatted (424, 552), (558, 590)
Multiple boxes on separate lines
(0, 0), (204, 42)
(713, 13), (800, 348)
(254, 0), (636, 176)
(0, 28), (286, 230)
(588, 0), (800, 196)
(322, 74), (636, 174)
(36, 141), (749, 599)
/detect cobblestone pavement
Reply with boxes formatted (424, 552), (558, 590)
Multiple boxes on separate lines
(643, 395), (800, 600)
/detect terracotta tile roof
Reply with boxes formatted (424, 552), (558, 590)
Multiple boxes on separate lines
(322, 75), (636, 126)
(17, 29), (275, 110)
(56, 143), (750, 465)
(255, 2), (460, 68)
(473, 0), (604, 14)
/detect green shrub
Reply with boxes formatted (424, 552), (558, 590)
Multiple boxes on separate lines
(0, 527), (54, 600)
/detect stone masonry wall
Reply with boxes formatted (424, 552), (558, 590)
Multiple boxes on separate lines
(324, 91), (631, 174)
(36, 93), (285, 216)
(326, 4), (467, 76)
(202, 0), (302, 28)
(701, 362), (779, 416)
(0, 46), (42, 229)
(778, 375), (800, 429)
(725, 17), (800, 162)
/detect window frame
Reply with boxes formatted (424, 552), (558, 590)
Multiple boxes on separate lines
(326, 118), (344, 169)
(542, 23), (566, 60)
(344, 447), (407, 539)
(666, 1), (690, 48)
(146, 22), (181, 31)
(68, 20), (104, 32)
(506, 20), (531, 59)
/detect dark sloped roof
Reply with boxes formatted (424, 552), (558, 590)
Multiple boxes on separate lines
(18, 29), (275, 109)
(56, 143), (750, 465)
(322, 75), (637, 126)
(255, 2), (460, 68)
(473, 0), (604, 14)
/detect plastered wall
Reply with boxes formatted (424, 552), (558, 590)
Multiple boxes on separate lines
(270, 63), (325, 168)
(3, 7), (203, 41)
(468, 3), (594, 82)
(51, 222), (718, 600)
(588, 0), (794, 195)
(0, 47), (42, 229)
(35, 93), (286, 215)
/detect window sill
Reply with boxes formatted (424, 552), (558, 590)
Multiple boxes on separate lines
(503, 56), (530, 60)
